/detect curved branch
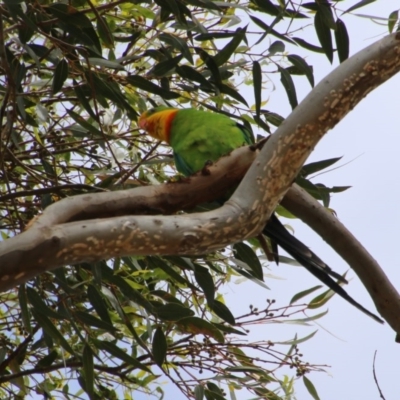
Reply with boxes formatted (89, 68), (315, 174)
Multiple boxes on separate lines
(0, 33), (399, 334)
(282, 185), (400, 337)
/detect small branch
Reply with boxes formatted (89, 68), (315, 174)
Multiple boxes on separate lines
(372, 351), (386, 400)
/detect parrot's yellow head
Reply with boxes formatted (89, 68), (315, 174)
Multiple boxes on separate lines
(138, 107), (178, 144)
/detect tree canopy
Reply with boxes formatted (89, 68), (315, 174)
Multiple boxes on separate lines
(0, 1), (399, 399)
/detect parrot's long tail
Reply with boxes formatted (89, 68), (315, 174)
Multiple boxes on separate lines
(263, 214), (383, 323)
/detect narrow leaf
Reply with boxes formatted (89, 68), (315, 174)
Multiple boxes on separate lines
(93, 339), (151, 372)
(335, 19), (349, 63)
(314, 10), (333, 63)
(152, 327), (167, 367)
(155, 303), (194, 321)
(177, 317), (224, 343)
(287, 54), (314, 87)
(214, 26), (247, 66)
(252, 61), (262, 120)
(52, 58), (68, 94)
(290, 285), (323, 304)
(194, 264), (215, 305)
(279, 66), (298, 109)
(82, 344), (94, 397)
(210, 300), (235, 325)
(344, 0), (376, 14)
(303, 376), (321, 400)
(233, 242), (263, 280)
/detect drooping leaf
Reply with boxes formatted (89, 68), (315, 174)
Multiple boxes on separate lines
(278, 66), (298, 109)
(233, 242), (263, 280)
(155, 303), (195, 321)
(214, 26), (247, 67)
(335, 19), (349, 63)
(177, 317), (224, 343)
(194, 264), (215, 305)
(209, 300), (235, 325)
(252, 60), (262, 120)
(303, 376), (321, 400)
(287, 54), (314, 87)
(301, 156), (342, 176)
(290, 285), (323, 304)
(82, 344), (94, 397)
(52, 59), (68, 94)
(152, 327), (167, 367)
(344, 0), (377, 14)
(93, 339), (151, 372)
(388, 10), (399, 33)
(314, 10), (333, 63)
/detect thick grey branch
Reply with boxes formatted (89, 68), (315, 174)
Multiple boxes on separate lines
(0, 34), (399, 339)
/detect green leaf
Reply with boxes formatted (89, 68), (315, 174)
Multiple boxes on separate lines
(87, 284), (112, 325)
(107, 274), (155, 313)
(148, 257), (198, 290)
(52, 59), (68, 94)
(82, 344), (94, 397)
(292, 37), (325, 54)
(287, 54), (314, 87)
(290, 285), (323, 304)
(195, 384), (205, 400)
(155, 303), (195, 321)
(18, 285), (31, 334)
(344, 0), (376, 14)
(73, 80), (98, 121)
(212, 322), (246, 336)
(317, 2), (336, 30)
(177, 317), (224, 343)
(276, 330), (318, 345)
(278, 66), (298, 109)
(263, 110), (285, 127)
(75, 311), (117, 333)
(159, 32), (193, 64)
(252, 61), (262, 120)
(219, 83), (248, 106)
(152, 327), (167, 367)
(268, 40), (285, 55)
(96, 15), (114, 48)
(195, 48), (221, 86)
(210, 300), (235, 325)
(233, 242), (263, 280)
(67, 110), (103, 137)
(127, 75), (180, 99)
(335, 19), (349, 63)
(314, 10), (333, 63)
(250, 15), (296, 45)
(35, 350), (58, 368)
(388, 10), (398, 33)
(303, 376), (321, 400)
(230, 265), (270, 289)
(214, 26), (247, 67)
(301, 156), (342, 176)
(149, 55), (183, 77)
(32, 310), (74, 354)
(150, 290), (185, 306)
(93, 339), (151, 372)
(176, 65), (214, 90)
(27, 287), (66, 320)
(194, 264), (215, 305)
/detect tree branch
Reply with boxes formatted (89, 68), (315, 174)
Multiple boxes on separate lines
(0, 33), (400, 335)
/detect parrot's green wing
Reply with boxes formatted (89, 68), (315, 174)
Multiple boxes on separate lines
(169, 109), (253, 176)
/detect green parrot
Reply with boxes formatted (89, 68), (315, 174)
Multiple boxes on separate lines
(139, 106), (382, 323)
